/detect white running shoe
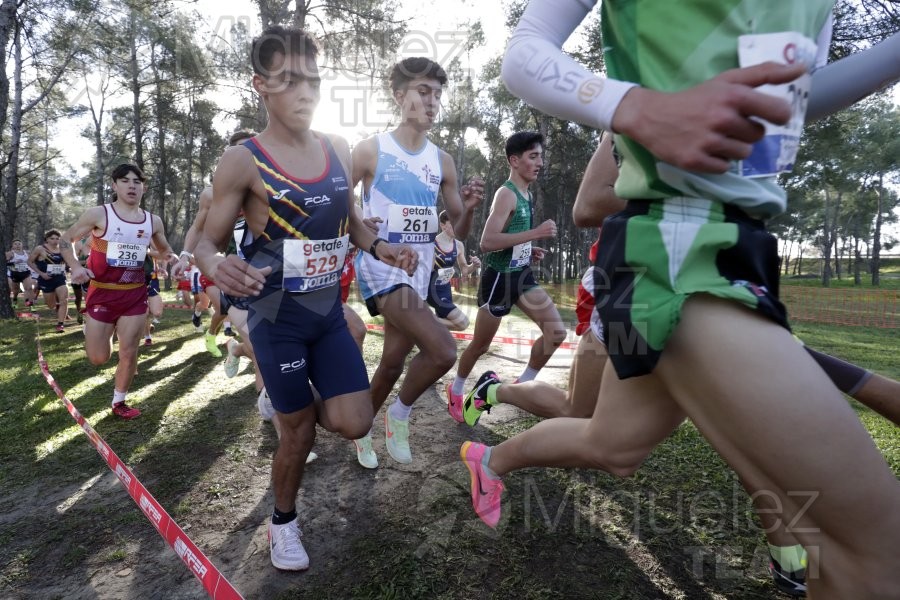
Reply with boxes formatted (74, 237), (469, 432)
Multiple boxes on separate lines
(306, 451), (318, 464)
(353, 433), (378, 469)
(223, 339), (240, 378)
(268, 519), (309, 571)
(384, 411), (412, 464)
(257, 388), (275, 421)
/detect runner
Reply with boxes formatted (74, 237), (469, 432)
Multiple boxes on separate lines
(143, 251), (164, 346)
(448, 131), (566, 423)
(351, 56), (485, 467)
(463, 3), (900, 596)
(6, 239), (34, 307)
(27, 230), (70, 332)
(62, 163), (178, 419)
(426, 210), (480, 331)
(469, 133), (900, 596)
(70, 237), (91, 324)
(194, 26), (417, 571)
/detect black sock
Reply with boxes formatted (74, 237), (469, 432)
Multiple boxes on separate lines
(272, 506), (297, 525)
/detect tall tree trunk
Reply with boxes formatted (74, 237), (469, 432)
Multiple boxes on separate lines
(853, 235), (862, 285)
(821, 189), (833, 287)
(152, 50), (168, 233)
(4, 22), (22, 249)
(871, 174), (884, 286)
(130, 10), (145, 179)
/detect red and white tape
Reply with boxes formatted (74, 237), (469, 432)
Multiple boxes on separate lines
(23, 313), (244, 600)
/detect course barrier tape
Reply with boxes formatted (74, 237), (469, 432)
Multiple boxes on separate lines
(22, 312), (244, 600)
(364, 323), (580, 350)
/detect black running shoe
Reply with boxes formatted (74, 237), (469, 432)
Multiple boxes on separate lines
(769, 558), (806, 597)
(191, 312), (202, 330)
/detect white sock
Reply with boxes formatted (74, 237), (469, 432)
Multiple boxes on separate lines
(112, 389), (127, 407)
(388, 398), (412, 421)
(194, 309), (202, 317)
(224, 321), (231, 329)
(518, 366), (540, 383)
(451, 375), (467, 395)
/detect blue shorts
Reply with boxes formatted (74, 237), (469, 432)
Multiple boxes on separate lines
(147, 278), (160, 297)
(37, 274), (67, 294)
(248, 288), (369, 413)
(426, 273), (457, 319)
(220, 291), (250, 315)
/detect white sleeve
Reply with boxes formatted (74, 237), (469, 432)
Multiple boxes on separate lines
(807, 24), (900, 122)
(813, 13), (834, 71)
(501, 0), (637, 131)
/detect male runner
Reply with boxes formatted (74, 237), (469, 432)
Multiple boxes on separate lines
(427, 210), (480, 331)
(6, 239), (34, 307)
(194, 26), (416, 571)
(351, 56), (484, 467)
(63, 163), (177, 419)
(27, 230), (70, 332)
(448, 131), (566, 424)
(471, 2), (900, 596)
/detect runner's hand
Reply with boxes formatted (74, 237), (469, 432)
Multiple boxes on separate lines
(213, 254), (271, 297)
(461, 176), (485, 211)
(612, 61), (807, 173)
(531, 247), (546, 261)
(171, 257), (190, 280)
(70, 265), (94, 284)
(363, 216), (382, 235)
(377, 243), (418, 276)
(534, 219), (557, 239)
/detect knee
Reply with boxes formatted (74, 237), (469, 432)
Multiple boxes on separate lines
(86, 351), (109, 366)
(336, 418), (372, 441)
(432, 340), (457, 373)
(545, 326), (568, 347)
(584, 447), (645, 478)
(279, 422), (316, 453)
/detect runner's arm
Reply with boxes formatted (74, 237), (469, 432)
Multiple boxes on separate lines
(60, 206), (104, 270)
(807, 29), (900, 122)
(480, 187), (551, 252)
(196, 145), (269, 296)
(503, 0), (806, 173)
(572, 133), (625, 227)
(149, 215), (177, 265)
(438, 151), (483, 240)
(455, 241), (479, 275)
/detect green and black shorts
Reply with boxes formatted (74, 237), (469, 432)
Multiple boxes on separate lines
(594, 197), (789, 379)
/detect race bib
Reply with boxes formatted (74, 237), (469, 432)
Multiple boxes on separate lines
(387, 204), (438, 244)
(12, 263), (29, 272)
(435, 267), (455, 286)
(283, 235), (349, 293)
(46, 263), (66, 275)
(107, 242), (148, 268)
(510, 242), (532, 269)
(738, 32), (817, 178)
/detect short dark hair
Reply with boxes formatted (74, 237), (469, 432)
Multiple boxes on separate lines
(439, 210), (450, 224)
(389, 57), (447, 92)
(251, 26), (319, 77)
(228, 130), (256, 146)
(505, 131), (544, 160)
(44, 229), (61, 240)
(111, 163), (146, 182)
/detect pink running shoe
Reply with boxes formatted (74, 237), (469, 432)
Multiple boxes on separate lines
(460, 441), (504, 528)
(112, 402), (141, 420)
(446, 383), (464, 423)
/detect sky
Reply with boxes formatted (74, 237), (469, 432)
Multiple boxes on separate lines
(57, 0), (510, 174)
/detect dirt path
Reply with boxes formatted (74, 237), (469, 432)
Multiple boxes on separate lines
(2, 314), (578, 599)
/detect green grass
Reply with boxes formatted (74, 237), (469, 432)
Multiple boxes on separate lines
(0, 292), (898, 599)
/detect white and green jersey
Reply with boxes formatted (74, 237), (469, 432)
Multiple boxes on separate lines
(601, 1), (833, 217)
